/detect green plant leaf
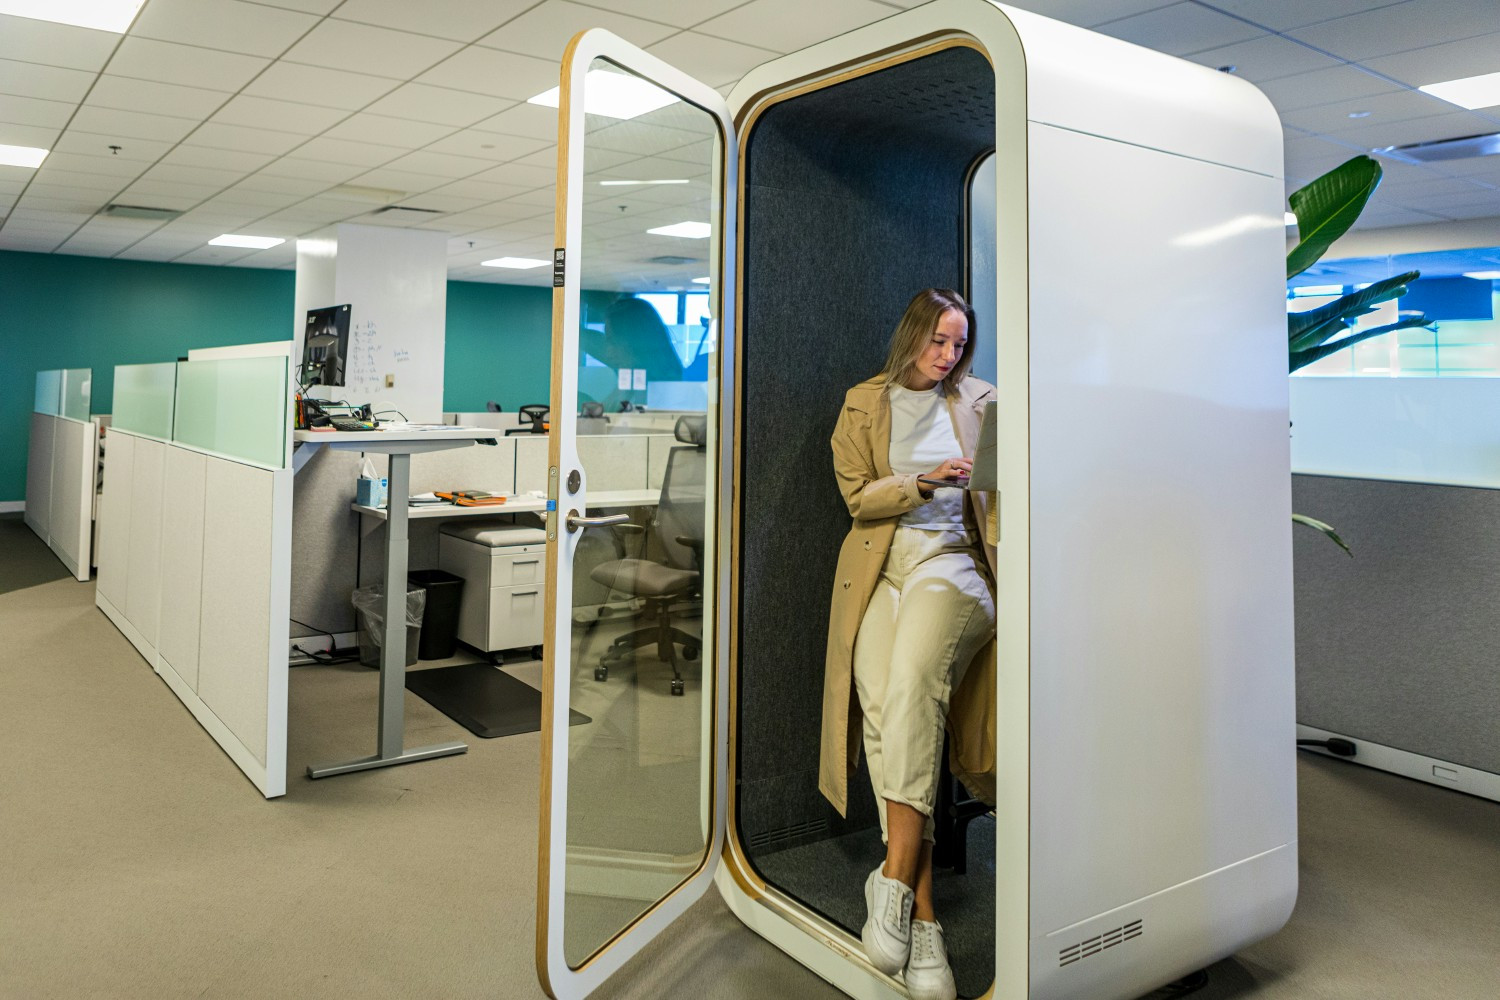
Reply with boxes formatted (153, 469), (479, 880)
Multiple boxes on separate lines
(1289, 316), (1433, 371)
(1288, 271), (1418, 350)
(1293, 513), (1352, 556)
(1287, 156), (1383, 279)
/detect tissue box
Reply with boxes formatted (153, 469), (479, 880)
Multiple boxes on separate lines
(357, 476), (388, 508)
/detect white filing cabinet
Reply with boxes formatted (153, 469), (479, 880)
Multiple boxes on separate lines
(438, 521), (547, 656)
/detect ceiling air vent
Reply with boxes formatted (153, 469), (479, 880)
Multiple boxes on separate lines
(369, 205), (444, 216)
(648, 255), (697, 265)
(1374, 132), (1500, 165)
(1058, 919), (1143, 968)
(103, 203), (183, 221)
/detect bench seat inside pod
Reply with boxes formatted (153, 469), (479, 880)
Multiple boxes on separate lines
(717, 3), (1297, 999)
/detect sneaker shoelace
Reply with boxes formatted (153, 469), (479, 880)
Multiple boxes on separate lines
(884, 884), (910, 935)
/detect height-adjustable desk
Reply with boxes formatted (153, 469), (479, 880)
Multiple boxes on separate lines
(293, 426), (497, 778)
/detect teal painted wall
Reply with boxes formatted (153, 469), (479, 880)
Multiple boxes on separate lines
(1, 250), (674, 502)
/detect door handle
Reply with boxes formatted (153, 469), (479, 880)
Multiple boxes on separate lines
(566, 510), (630, 532)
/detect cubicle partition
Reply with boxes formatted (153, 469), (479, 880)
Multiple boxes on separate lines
(25, 368), (99, 581)
(95, 357), (293, 798)
(1291, 376), (1500, 802)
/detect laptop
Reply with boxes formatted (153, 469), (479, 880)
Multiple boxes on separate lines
(918, 400), (997, 492)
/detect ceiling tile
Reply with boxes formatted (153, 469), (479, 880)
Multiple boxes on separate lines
(331, 0), (538, 41)
(0, 94), (75, 130)
(1361, 30), (1500, 88)
(1289, 0), (1500, 63)
(85, 75), (231, 120)
(347, 167), (452, 193)
(418, 47), (559, 101)
(569, 0), (749, 27)
(0, 59), (96, 103)
(364, 84), (515, 128)
(470, 161), (559, 189)
(0, 123), (61, 148)
(185, 121), (308, 155)
(241, 62), (400, 111)
(999, 1), (1184, 26)
(471, 103), (558, 142)
(380, 150), (494, 179)
(422, 130), (551, 163)
(106, 36), (271, 90)
(1195, 0), (1407, 31)
(477, 1), (677, 58)
(1094, 2), (1266, 56)
(210, 185), (304, 208)
(291, 135), (407, 167)
(1255, 64), (1404, 112)
(1432, 202), (1500, 221)
(693, 0), (897, 54)
(428, 178), (532, 201)
(1340, 110), (1500, 150)
(159, 145), (277, 172)
(258, 157), (370, 183)
(322, 112), (455, 148)
(137, 162), (247, 187)
(239, 0), (342, 12)
(130, 0), (321, 57)
(1184, 33), (1341, 82)
(69, 106), (198, 143)
(0, 15), (118, 72)
(25, 181), (126, 201)
(281, 19), (463, 80)
(1281, 89), (1461, 135)
(118, 179), (223, 202)
(645, 31), (777, 89)
(235, 173), (332, 196)
(35, 151), (143, 180)
(210, 95), (349, 135)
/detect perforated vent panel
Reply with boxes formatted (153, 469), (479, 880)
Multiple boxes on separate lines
(1058, 919), (1143, 967)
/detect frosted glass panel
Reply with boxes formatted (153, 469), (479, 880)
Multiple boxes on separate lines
(61, 368), (91, 421)
(174, 356), (288, 469)
(34, 370), (61, 415)
(113, 363), (177, 439)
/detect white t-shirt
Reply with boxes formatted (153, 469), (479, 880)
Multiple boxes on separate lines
(887, 383), (966, 530)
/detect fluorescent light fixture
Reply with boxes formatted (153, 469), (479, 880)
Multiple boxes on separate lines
(1420, 70), (1500, 110)
(482, 257), (549, 269)
(1292, 284), (1344, 297)
(0, 143), (48, 168)
(648, 221), (711, 239)
(0, 0), (146, 32)
(1464, 270), (1500, 280)
(1284, 212), (1298, 226)
(209, 234), (284, 249)
(599, 179), (689, 186)
(528, 70), (678, 121)
(691, 276), (711, 285)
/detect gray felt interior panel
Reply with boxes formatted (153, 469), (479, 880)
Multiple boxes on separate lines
(736, 48), (995, 853)
(1294, 474), (1500, 774)
(290, 446), (362, 638)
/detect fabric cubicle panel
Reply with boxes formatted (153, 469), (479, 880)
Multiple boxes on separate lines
(1293, 473), (1500, 782)
(47, 413), (91, 577)
(25, 413), (53, 540)
(735, 47), (996, 852)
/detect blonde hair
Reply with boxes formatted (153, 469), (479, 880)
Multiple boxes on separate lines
(879, 288), (977, 391)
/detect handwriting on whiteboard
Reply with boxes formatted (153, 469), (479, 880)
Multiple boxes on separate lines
(346, 319), (382, 396)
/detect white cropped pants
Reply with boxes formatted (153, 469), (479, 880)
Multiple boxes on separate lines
(853, 525), (995, 844)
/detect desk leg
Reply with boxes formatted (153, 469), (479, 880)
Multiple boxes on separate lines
(308, 451), (467, 779)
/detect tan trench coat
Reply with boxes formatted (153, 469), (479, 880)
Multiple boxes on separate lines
(818, 373), (999, 816)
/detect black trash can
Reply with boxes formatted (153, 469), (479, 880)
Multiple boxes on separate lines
(408, 569), (466, 660)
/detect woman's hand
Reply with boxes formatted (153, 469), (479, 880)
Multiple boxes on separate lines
(918, 457), (972, 498)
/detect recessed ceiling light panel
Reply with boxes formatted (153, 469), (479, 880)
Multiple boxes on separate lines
(528, 70), (679, 121)
(1284, 212), (1297, 227)
(598, 179), (689, 186)
(691, 276), (711, 284)
(0, 0), (146, 32)
(1464, 270), (1500, 280)
(647, 221), (711, 239)
(209, 234), (284, 249)
(1420, 70), (1500, 110)
(482, 257), (549, 269)
(0, 143), (48, 168)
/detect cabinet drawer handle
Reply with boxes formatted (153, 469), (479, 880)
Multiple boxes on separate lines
(512, 559), (539, 566)
(512, 590), (539, 597)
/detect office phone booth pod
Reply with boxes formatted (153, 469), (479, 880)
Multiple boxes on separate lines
(539, 4), (1298, 999)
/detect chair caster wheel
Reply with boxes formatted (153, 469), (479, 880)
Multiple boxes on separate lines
(682, 646), (698, 661)
(671, 679), (684, 696)
(595, 666), (608, 682)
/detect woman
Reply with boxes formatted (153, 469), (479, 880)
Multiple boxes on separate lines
(820, 288), (997, 1000)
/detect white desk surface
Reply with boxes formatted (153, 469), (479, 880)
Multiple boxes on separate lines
(294, 426), (496, 445)
(352, 488), (660, 521)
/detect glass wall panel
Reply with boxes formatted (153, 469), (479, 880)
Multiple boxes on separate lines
(60, 368), (92, 422)
(173, 355), (289, 469)
(112, 363), (178, 439)
(33, 370), (62, 415)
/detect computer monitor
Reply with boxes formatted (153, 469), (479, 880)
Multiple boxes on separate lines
(302, 304), (351, 388)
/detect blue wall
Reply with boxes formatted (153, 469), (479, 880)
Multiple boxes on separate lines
(0, 251), (560, 502)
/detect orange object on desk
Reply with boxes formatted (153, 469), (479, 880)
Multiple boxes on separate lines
(435, 490), (507, 507)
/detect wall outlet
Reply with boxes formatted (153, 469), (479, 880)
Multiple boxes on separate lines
(384, 374), (394, 388)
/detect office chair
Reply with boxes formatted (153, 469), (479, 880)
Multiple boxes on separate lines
(577, 400), (611, 435)
(505, 403), (549, 436)
(588, 416), (707, 696)
(486, 401), (502, 412)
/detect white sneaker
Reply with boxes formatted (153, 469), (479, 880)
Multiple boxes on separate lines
(904, 919), (957, 1000)
(861, 866), (914, 975)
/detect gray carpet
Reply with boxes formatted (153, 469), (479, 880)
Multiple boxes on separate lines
(2, 516), (1499, 999)
(0, 512), (71, 594)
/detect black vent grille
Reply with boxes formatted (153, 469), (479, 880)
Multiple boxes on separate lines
(747, 818), (828, 851)
(370, 205), (443, 215)
(1058, 919), (1142, 967)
